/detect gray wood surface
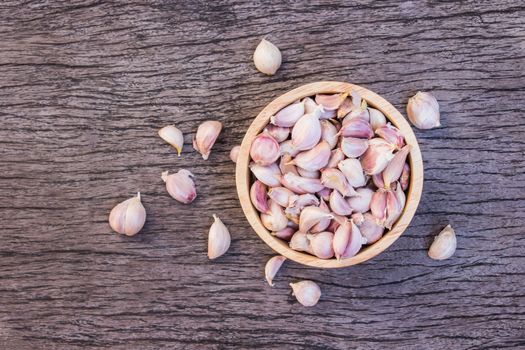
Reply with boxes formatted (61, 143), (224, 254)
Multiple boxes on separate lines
(1, 1), (524, 349)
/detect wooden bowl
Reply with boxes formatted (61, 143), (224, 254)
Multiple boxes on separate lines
(235, 81), (423, 268)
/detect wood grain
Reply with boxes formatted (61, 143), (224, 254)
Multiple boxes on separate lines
(0, 0), (524, 349)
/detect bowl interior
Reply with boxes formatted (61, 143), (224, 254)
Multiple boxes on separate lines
(236, 81), (423, 268)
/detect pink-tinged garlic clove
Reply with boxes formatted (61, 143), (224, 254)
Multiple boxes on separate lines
(109, 193), (146, 236)
(329, 190), (353, 216)
(271, 227), (295, 241)
(229, 145), (240, 163)
(360, 138), (396, 175)
(290, 280), (321, 307)
(287, 193), (319, 212)
(310, 198), (331, 233)
(370, 189), (387, 223)
(299, 206), (334, 233)
(279, 154), (299, 176)
(265, 255), (286, 287)
(279, 140), (300, 157)
(250, 162), (281, 187)
(372, 172), (385, 189)
(326, 217), (340, 233)
(291, 141), (331, 172)
(343, 108), (370, 123)
(333, 220), (351, 260)
(428, 224), (456, 260)
(270, 101), (305, 127)
(341, 220), (366, 259)
(321, 120), (339, 149)
(250, 180), (270, 213)
(375, 123), (405, 150)
(337, 97), (353, 119)
(297, 167), (320, 179)
(193, 120), (222, 160)
(339, 118), (374, 139)
(400, 162), (410, 191)
(303, 97), (319, 114)
(268, 187), (296, 208)
(291, 108), (322, 151)
(353, 212), (384, 244)
(315, 93), (348, 111)
(382, 145), (411, 189)
(317, 187), (332, 202)
(348, 188), (374, 213)
(395, 181), (406, 209)
(281, 173), (325, 194)
(326, 148), (346, 169)
(289, 231), (313, 254)
(407, 91), (441, 130)
(208, 214), (231, 259)
(162, 170), (197, 204)
(264, 124), (290, 143)
(321, 168), (356, 197)
(340, 137), (369, 158)
(261, 199), (288, 232)
(307, 231), (335, 259)
(368, 108), (387, 131)
(319, 108), (337, 120)
(250, 133), (280, 166)
(338, 158), (366, 188)
(384, 189), (402, 229)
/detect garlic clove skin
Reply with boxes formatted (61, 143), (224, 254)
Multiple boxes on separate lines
(297, 167), (320, 179)
(109, 192), (146, 236)
(341, 221), (365, 259)
(271, 101), (305, 127)
(250, 162), (281, 187)
(368, 108), (387, 131)
(407, 91), (441, 129)
(279, 153), (299, 176)
(307, 231), (335, 259)
(193, 120), (222, 160)
(320, 120), (339, 149)
(261, 199), (288, 232)
(333, 220), (351, 260)
(291, 108), (322, 151)
(360, 138), (395, 175)
(315, 93), (348, 111)
(310, 198), (331, 233)
(271, 227), (295, 241)
(428, 225), (456, 260)
(264, 125), (290, 143)
(299, 206), (333, 233)
(382, 145), (411, 189)
(290, 280), (321, 307)
(265, 255), (286, 287)
(253, 38), (282, 75)
(268, 187), (296, 207)
(250, 180), (270, 214)
(250, 133), (281, 166)
(339, 118), (374, 139)
(279, 140), (300, 157)
(375, 123), (405, 150)
(400, 162), (410, 191)
(353, 212), (384, 244)
(281, 173), (324, 194)
(348, 187), (374, 213)
(338, 158), (366, 188)
(229, 145), (240, 163)
(291, 141), (331, 172)
(289, 231), (313, 254)
(321, 168), (356, 197)
(162, 170), (197, 204)
(340, 137), (369, 158)
(208, 214), (231, 259)
(370, 189), (387, 223)
(158, 125), (184, 156)
(326, 148), (346, 169)
(329, 190), (353, 216)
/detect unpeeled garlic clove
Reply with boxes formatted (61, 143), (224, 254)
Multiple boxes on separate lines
(407, 91), (441, 129)
(162, 170), (197, 204)
(352, 212), (383, 244)
(326, 218), (340, 233)
(208, 214), (231, 259)
(375, 123), (405, 150)
(291, 141), (331, 172)
(370, 189), (387, 223)
(264, 124), (290, 142)
(250, 133), (280, 166)
(271, 101), (305, 128)
(360, 138), (395, 175)
(319, 108), (337, 120)
(271, 227), (295, 241)
(268, 186), (296, 207)
(321, 168), (356, 197)
(158, 125), (184, 156)
(253, 38), (282, 75)
(265, 255), (286, 287)
(299, 206), (333, 233)
(326, 148), (346, 169)
(229, 145), (240, 163)
(382, 145), (411, 189)
(372, 172), (385, 189)
(333, 220), (351, 260)
(281, 172), (324, 194)
(340, 137), (369, 158)
(250, 180), (270, 213)
(329, 190), (352, 216)
(303, 97), (319, 114)
(395, 181), (406, 210)
(348, 188), (374, 213)
(291, 108), (322, 151)
(339, 118), (374, 139)
(400, 162), (410, 191)
(338, 158), (366, 188)
(343, 108), (370, 123)
(287, 193), (319, 213)
(428, 224), (456, 260)
(290, 280), (321, 307)
(321, 120), (339, 149)
(289, 231), (313, 254)
(250, 162), (281, 187)
(384, 189), (402, 229)
(279, 140), (300, 157)
(315, 93), (348, 111)
(109, 192), (146, 236)
(261, 199), (288, 232)
(341, 220), (365, 259)
(307, 231), (334, 259)
(279, 153), (299, 176)
(297, 167), (320, 179)
(310, 198), (331, 233)
(317, 187), (332, 202)
(193, 120), (222, 160)
(337, 97), (353, 119)
(369, 108), (387, 130)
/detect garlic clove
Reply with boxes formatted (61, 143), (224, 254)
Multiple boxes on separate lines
(400, 162), (410, 191)
(265, 255), (286, 287)
(162, 169), (197, 204)
(279, 140), (300, 157)
(268, 186), (296, 207)
(250, 162), (281, 187)
(338, 158), (366, 188)
(337, 97), (353, 119)
(326, 148), (346, 169)
(384, 189), (402, 229)
(353, 212), (384, 244)
(320, 120), (339, 149)
(290, 280), (321, 307)
(291, 108), (322, 151)
(307, 231), (335, 259)
(271, 227), (295, 241)
(289, 231), (313, 254)
(370, 189), (387, 223)
(297, 167), (320, 179)
(264, 124), (290, 143)
(343, 108), (370, 123)
(340, 137), (369, 158)
(253, 38), (282, 75)
(299, 206), (333, 233)
(321, 168), (356, 197)
(351, 91), (361, 109)
(250, 180), (270, 214)
(109, 192), (146, 236)
(339, 118), (374, 139)
(319, 109), (336, 120)
(158, 125), (184, 156)
(229, 145), (241, 163)
(291, 140), (331, 172)
(360, 138), (395, 175)
(368, 108), (387, 131)
(261, 199), (288, 232)
(271, 101), (305, 128)
(279, 153), (299, 176)
(372, 172), (385, 189)
(375, 123), (405, 150)
(407, 91), (441, 129)
(250, 133), (280, 166)
(382, 145), (411, 189)
(347, 187), (374, 213)
(193, 120), (222, 160)
(287, 193), (319, 211)
(341, 220), (365, 259)
(395, 181), (406, 210)
(428, 224), (456, 260)
(303, 97), (319, 114)
(281, 172), (324, 194)
(333, 220), (351, 260)
(208, 214), (231, 259)
(317, 187), (332, 202)
(329, 190), (353, 216)
(326, 217), (340, 233)
(315, 93), (348, 111)
(310, 198), (331, 233)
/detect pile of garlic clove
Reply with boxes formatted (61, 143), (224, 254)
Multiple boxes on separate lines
(247, 91), (412, 260)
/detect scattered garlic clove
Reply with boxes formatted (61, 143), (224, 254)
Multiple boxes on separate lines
(291, 141), (331, 172)
(250, 180), (270, 214)
(271, 227), (295, 241)
(265, 255), (286, 287)
(329, 190), (353, 216)
(158, 125), (184, 156)
(279, 153), (299, 176)
(339, 118), (374, 139)
(253, 38), (282, 75)
(271, 101), (305, 127)
(340, 137), (369, 158)
(109, 192), (146, 236)
(321, 168), (356, 197)
(299, 206), (333, 233)
(333, 220), (351, 260)
(229, 145), (241, 163)
(338, 158), (366, 188)
(341, 220), (365, 259)
(360, 138), (395, 175)
(370, 189), (387, 223)
(326, 148), (346, 169)
(290, 280), (321, 307)
(375, 123), (405, 150)
(250, 133), (280, 166)
(162, 169), (197, 204)
(250, 162), (281, 187)
(291, 108), (322, 151)
(348, 187), (374, 213)
(382, 145), (411, 189)
(297, 167), (320, 179)
(368, 108), (387, 130)
(193, 120), (222, 160)
(264, 124), (290, 142)
(321, 120), (339, 149)
(307, 231), (335, 259)
(315, 93), (348, 111)
(352, 212), (383, 244)
(268, 187), (296, 207)
(428, 224), (456, 260)
(279, 140), (300, 157)
(384, 189), (402, 229)
(400, 162), (410, 191)
(289, 231), (313, 254)
(281, 173), (324, 194)
(310, 198), (331, 233)
(407, 91), (441, 129)
(261, 199), (288, 232)
(208, 214), (231, 259)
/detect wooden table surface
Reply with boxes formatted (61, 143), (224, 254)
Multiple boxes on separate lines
(1, 1), (524, 349)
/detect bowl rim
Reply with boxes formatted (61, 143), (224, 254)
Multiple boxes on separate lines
(235, 81), (423, 268)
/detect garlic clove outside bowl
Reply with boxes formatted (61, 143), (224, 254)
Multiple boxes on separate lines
(235, 82), (424, 268)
